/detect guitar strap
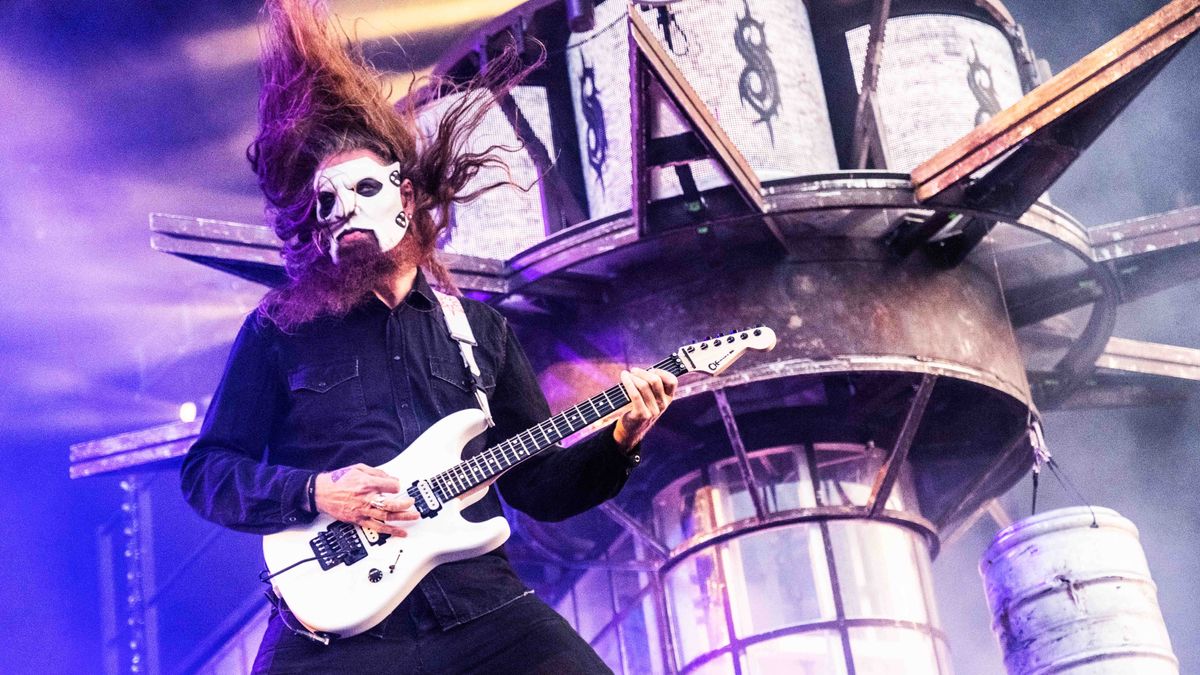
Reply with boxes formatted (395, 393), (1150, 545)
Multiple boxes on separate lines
(432, 289), (495, 428)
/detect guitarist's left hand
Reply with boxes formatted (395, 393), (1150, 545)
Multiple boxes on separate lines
(614, 367), (678, 453)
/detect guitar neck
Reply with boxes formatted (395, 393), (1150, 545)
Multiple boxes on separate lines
(427, 354), (687, 502)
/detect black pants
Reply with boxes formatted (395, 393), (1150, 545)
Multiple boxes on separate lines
(252, 592), (612, 674)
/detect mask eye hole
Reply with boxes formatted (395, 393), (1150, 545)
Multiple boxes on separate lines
(355, 178), (382, 197)
(317, 191), (337, 219)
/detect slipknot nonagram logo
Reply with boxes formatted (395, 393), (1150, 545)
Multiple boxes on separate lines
(579, 56), (608, 190)
(967, 42), (1002, 125)
(735, 0), (781, 143)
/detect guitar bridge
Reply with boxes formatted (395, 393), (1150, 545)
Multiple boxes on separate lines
(408, 479), (442, 518)
(309, 521), (367, 570)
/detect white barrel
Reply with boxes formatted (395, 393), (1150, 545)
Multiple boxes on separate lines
(846, 13), (1025, 172)
(566, 0), (840, 221)
(979, 506), (1178, 675)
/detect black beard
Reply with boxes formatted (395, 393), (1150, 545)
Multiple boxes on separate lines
(333, 235), (398, 291)
(260, 234), (419, 332)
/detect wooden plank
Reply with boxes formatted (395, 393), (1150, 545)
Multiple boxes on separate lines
(627, 7), (764, 211)
(912, 0), (1200, 200)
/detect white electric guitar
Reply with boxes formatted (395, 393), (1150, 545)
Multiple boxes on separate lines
(262, 326), (777, 640)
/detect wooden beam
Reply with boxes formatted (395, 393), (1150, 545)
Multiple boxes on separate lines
(627, 6), (764, 212)
(912, 0), (1200, 201)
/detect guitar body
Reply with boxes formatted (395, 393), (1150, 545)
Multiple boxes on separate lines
(262, 408), (510, 638)
(259, 326), (776, 640)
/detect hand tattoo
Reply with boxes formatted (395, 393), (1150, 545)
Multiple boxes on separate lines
(330, 467), (351, 482)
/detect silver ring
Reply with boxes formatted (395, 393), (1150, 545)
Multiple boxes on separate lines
(369, 495), (387, 510)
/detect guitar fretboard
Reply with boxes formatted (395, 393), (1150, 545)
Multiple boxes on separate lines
(427, 354), (687, 502)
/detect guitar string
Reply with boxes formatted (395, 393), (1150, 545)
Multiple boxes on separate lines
(429, 355), (686, 501)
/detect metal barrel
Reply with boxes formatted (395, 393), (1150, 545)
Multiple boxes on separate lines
(979, 506), (1178, 675)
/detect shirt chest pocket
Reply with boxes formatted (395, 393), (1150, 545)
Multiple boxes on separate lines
(429, 355), (496, 417)
(287, 358), (368, 433)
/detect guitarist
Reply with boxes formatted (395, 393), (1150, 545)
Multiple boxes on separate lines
(179, 1), (676, 673)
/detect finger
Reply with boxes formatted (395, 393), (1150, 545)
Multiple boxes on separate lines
(630, 369), (660, 417)
(386, 509), (421, 521)
(373, 496), (416, 514)
(640, 369), (668, 408)
(659, 369), (678, 397)
(652, 368), (678, 398)
(375, 523), (410, 537)
(362, 516), (410, 537)
(621, 371), (650, 419)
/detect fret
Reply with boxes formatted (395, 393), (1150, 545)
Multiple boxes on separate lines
(455, 348), (709, 498)
(565, 406), (583, 431)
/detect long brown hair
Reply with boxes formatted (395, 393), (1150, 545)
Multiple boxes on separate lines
(249, 0), (536, 330)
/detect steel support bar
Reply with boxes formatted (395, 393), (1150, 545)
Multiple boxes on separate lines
(1091, 204), (1200, 262)
(1096, 337), (1200, 381)
(938, 428), (1032, 543)
(597, 502), (669, 559)
(867, 374), (935, 516)
(713, 388), (768, 521)
(849, 0), (891, 169)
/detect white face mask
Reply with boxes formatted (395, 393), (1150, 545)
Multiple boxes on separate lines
(313, 155), (409, 264)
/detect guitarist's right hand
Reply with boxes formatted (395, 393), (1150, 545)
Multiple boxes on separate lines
(314, 464), (419, 537)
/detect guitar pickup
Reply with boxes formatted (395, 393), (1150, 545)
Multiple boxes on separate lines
(309, 521), (368, 570)
(408, 479), (442, 519)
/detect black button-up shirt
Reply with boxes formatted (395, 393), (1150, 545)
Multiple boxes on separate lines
(180, 272), (638, 629)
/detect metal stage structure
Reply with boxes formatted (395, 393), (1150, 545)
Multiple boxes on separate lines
(72, 0), (1200, 673)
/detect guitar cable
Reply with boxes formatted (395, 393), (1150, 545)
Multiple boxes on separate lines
(258, 555), (319, 583)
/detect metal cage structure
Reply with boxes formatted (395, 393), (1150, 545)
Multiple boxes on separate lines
(70, 1), (1200, 673)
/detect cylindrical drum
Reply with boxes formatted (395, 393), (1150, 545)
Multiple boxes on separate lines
(566, 0), (840, 221)
(980, 506), (1178, 675)
(846, 13), (1025, 172)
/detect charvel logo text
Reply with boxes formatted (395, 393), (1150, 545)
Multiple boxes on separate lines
(708, 351), (735, 371)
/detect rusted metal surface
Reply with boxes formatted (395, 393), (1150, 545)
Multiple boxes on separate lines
(69, 420), (200, 478)
(1091, 204), (1200, 262)
(150, 213), (511, 295)
(867, 373), (935, 516)
(1096, 337), (1200, 381)
(1042, 373), (1193, 410)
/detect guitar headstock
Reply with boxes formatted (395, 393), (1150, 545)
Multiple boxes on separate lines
(675, 326), (777, 376)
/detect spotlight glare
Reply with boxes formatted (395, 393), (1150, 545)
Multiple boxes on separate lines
(179, 401), (198, 423)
